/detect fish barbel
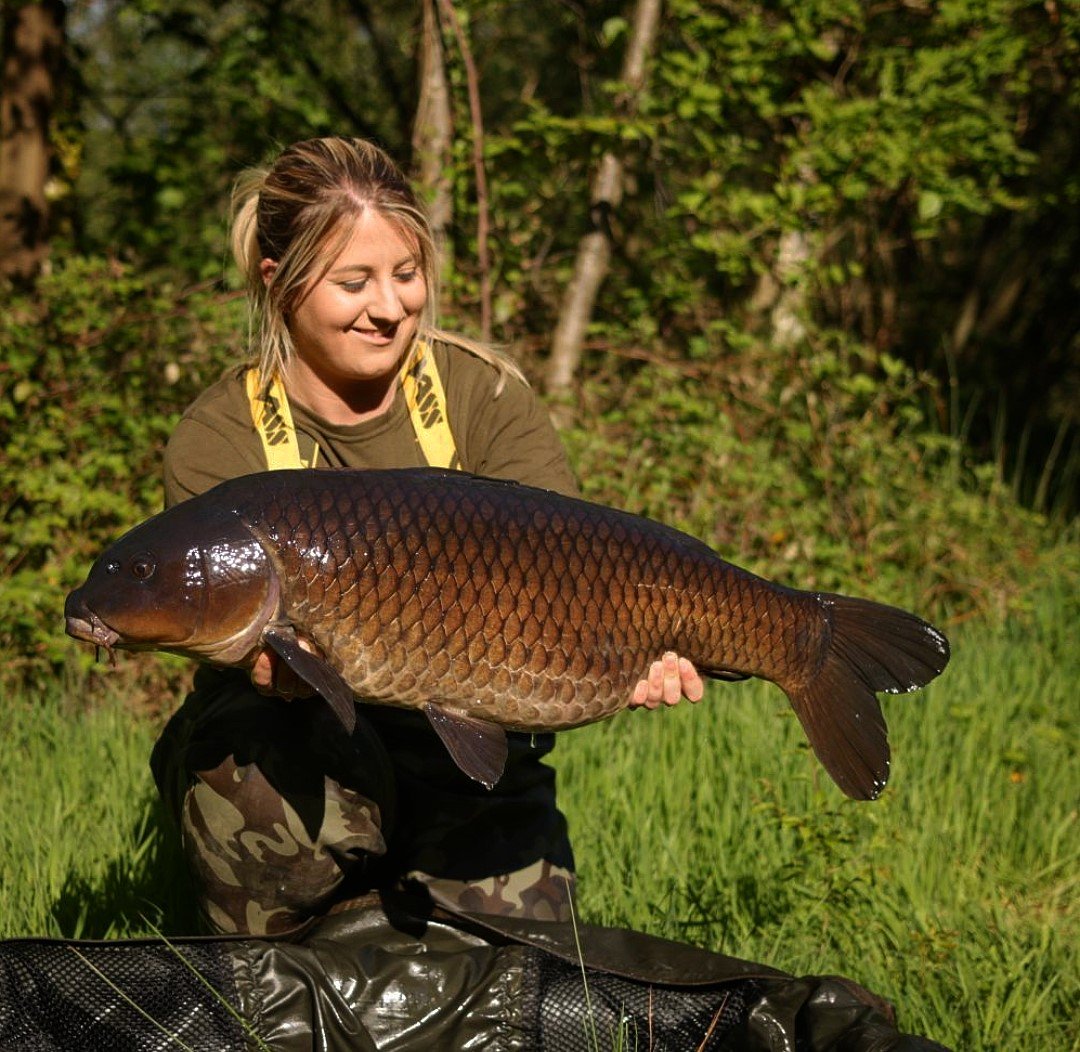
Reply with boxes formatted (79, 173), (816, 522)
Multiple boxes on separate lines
(64, 468), (949, 797)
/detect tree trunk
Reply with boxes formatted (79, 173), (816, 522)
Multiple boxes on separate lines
(436, 0), (491, 340)
(545, 0), (662, 396)
(412, 0), (453, 257)
(0, 0), (65, 283)
(769, 228), (811, 349)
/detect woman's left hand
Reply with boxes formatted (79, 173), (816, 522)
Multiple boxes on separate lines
(630, 653), (705, 709)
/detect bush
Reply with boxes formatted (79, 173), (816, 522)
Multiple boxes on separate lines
(558, 325), (1068, 621)
(0, 257), (243, 684)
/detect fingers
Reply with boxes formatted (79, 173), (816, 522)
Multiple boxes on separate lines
(679, 657), (705, 703)
(628, 653), (705, 709)
(251, 651), (276, 695)
(656, 651), (682, 706)
(250, 645), (316, 699)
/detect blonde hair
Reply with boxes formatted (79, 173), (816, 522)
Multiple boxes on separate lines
(231, 136), (524, 391)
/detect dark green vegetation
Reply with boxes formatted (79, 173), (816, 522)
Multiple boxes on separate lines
(1, 2), (1078, 1049)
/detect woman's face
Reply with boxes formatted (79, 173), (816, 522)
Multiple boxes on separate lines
(285, 209), (428, 390)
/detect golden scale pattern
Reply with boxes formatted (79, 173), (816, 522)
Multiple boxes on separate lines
(249, 472), (818, 731)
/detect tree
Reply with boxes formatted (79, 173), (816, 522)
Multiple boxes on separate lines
(0, 0), (65, 283)
(412, 0), (454, 254)
(544, 0), (662, 396)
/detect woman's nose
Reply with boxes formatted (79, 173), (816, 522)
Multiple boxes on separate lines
(366, 279), (406, 324)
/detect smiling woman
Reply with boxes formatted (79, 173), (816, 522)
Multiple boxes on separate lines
(151, 136), (705, 942)
(263, 211), (429, 421)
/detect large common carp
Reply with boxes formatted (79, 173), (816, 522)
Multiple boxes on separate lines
(65, 468), (949, 799)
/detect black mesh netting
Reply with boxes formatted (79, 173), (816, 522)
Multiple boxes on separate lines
(524, 948), (759, 1052)
(0, 938), (248, 1052)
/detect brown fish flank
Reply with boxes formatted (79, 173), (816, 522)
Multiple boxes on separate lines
(64, 468), (950, 799)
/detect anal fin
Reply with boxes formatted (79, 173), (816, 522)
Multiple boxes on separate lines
(700, 666), (751, 683)
(424, 703), (508, 789)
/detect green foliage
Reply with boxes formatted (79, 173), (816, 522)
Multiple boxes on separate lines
(62, 0), (419, 276)
(560, 329), (1060, 620)
(476, 0), (1078, 512)
(0, 256), (242, 682)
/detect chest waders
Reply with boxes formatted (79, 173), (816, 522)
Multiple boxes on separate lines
(0, 347), (951, 1050)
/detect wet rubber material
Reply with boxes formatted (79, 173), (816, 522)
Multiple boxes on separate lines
(0, 891), (952, 1051)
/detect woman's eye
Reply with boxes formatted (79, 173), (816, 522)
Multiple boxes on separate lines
(395, 269), (418, 283)
(340, 280), (368, 293)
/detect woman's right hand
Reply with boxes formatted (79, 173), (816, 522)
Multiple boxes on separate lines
(250, 646), (317, 699)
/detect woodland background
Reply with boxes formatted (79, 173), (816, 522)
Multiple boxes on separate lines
(2, 1), (1079, 678)
(1, 5), (1078, 1047)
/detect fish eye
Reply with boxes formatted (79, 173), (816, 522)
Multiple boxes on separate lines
(130, 554), (156, 581)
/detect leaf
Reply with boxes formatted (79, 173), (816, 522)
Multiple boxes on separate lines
(918, 190), (944, 221)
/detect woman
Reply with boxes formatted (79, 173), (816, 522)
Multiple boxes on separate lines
(0, 137), (947, 1052)
(152, 136), (704, 937)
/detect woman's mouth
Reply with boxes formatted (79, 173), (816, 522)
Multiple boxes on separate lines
(352, 324), (398, 346)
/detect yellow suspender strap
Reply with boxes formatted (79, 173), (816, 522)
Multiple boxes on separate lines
(397, 339), (460, 470)
(245, 368), (318, 470)
(244, 339), (458, 471)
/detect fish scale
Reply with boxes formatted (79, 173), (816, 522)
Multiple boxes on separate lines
(64, 467), (950, 799)
(250, 471), (806, 729)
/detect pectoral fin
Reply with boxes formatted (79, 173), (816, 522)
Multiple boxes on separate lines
(424, 703), (508, 789)
(263, 624), (357, 734)
(700, 667), (751, 683)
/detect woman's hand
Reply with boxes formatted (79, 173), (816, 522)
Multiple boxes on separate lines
(250, 646), (316, 699)
(630, 653), (704, 709)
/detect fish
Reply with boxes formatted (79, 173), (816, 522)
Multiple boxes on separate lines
(64, 467), (950, 798)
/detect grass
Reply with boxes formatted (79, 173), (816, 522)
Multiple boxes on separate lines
(0, 677), (199, 940)
(553, 575), (1079, 1051)
(0, 576), (1076, 1051)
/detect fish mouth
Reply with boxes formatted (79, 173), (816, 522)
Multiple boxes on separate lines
(64, 599), (121, 651)
(65, 612), (121, 649)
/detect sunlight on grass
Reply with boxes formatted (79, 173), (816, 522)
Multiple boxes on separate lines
(0, 685), (197, 940)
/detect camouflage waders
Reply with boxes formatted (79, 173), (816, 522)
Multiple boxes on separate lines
(151, 667), (576, 935)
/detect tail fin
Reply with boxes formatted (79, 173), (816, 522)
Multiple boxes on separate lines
(784, 594), (950, 800)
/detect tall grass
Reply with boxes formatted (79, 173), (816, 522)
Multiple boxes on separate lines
(0, 574), (1075, 1050)
(554, 572), (1079, 1051)
(0, 682), (198, 939)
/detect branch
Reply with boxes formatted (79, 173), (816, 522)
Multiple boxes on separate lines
(545, 0), (663, 395)
(338, 0), (412, 145)
(436, 0), (492, 341)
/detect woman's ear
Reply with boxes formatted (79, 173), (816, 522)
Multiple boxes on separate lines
(259, 258), (278, 288)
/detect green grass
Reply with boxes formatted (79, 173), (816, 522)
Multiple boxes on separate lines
(0, 580), (1076, 1050)
(554, 577), (1079, 1051)
(0, 680), (199, 939)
